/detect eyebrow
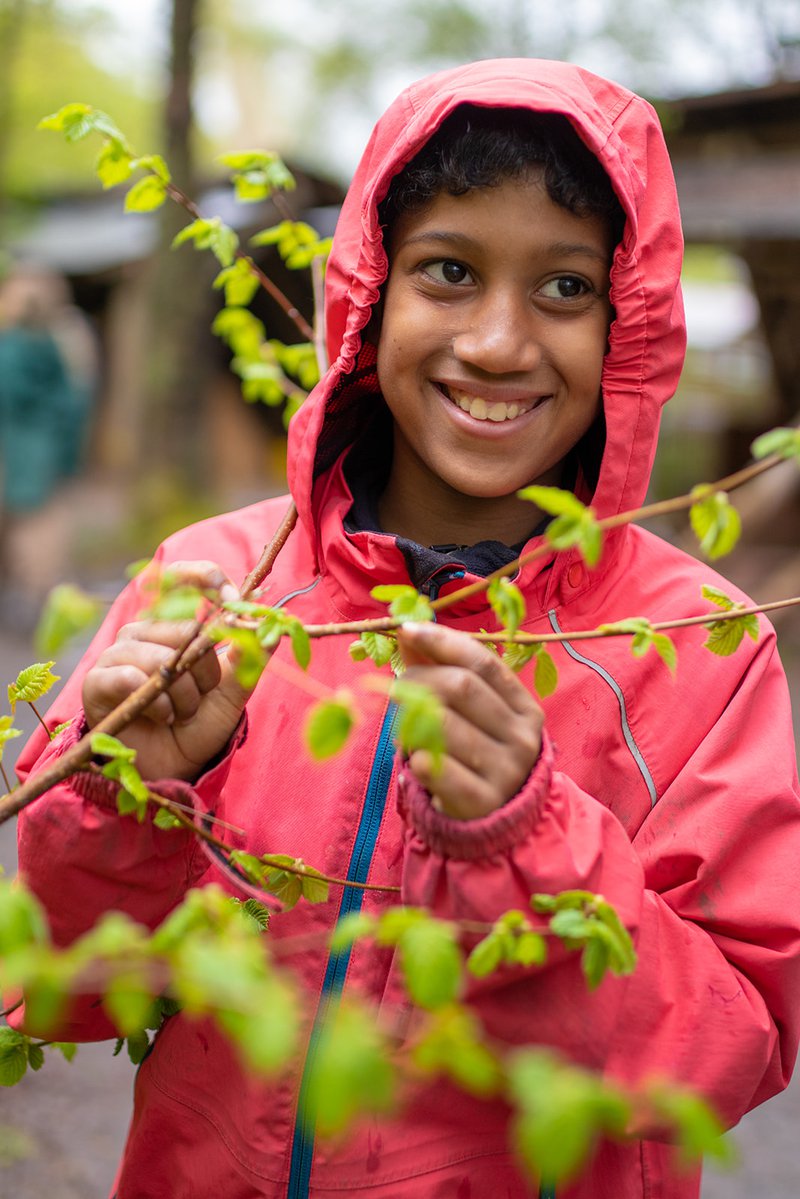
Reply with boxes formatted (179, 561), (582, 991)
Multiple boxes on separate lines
(397, 230), (609, 263)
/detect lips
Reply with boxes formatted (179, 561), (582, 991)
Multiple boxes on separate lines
(440, 383), (546, 424)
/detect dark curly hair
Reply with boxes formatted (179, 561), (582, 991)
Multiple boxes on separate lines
(380, 104), (625, 249)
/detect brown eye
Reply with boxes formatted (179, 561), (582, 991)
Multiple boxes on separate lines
(426, 260), (472, 285)
(540, 275), (589, 300)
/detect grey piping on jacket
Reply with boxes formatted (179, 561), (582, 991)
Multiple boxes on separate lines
(271, 577), (322, 608)
(547, 609), (658, 809)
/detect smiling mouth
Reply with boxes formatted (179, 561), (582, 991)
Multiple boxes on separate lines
(441, 384), (546, 423)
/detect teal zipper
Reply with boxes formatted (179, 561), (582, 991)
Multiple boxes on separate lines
(286, 703), (398, 1197)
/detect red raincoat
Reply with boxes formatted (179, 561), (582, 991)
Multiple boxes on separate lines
(13, 59), (800, 1199)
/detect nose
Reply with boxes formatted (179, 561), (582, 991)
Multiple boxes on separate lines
(452, 289), (543, 375)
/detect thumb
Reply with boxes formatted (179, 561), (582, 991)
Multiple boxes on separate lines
(396, 623), (438, 668)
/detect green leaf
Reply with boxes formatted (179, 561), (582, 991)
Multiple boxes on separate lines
(219, 151), (296, 201)
(288, 621), (311, 671)
(90, 732), (137, 764)
(508, 1051), (630, 1185)
(34, 583), (102, 657)
(224, 627), (268, 690)
(172, 217), (239, 266)
(299, 868), (330, 905)
(502, 641), (537, 673)
(399, 918), (462, 1010)
(549, 909), (592, 942)
(53, 1042), (77, 1062)
(689, 489), (741, 559)
(593, 899), (637, 976)
(8, 662), (60, 713)
(238, 899), (271, 931)
(305, 1001), (395, 1137)
(488, 578), (526, 637)
(249, 219), (319, 263)
(124, 174), (167, 213)
(391, 679), (446, 770)
(645, 1082), (730, 1165)
(533, 648), (559, 697)
(517, 486), (587, 517)
(0, 715), (23, 764)
(95, 139), (133, 188)
(702, 588), (759, 656)
(329, 911), (377, 952)
(228, 851), (268, 888)
(37, 102), (95, 141)
(116, 788), (143, 818)
(413, 1004), (502, 1096)
(519, 489), (603, 567)
(0, 879), (48, 954)
(143, 582), (206, 622)
(131, 154), (171, 183)
(703, 619), (746, 656)
(26, 1043), (45, 1072)
(271, 341), (319, 390)
(349, 631), (396, 667)
(153, 807), (183, 831)
(212, 307), (266, 357)
(466, 933), (504, 978)
(514, 929), (548, 967)
(701, 584), (736, 612)
(600, 618), (676, 674)
(0, 1029), (29, 1087)
(370, 584), (434, 624)
(104, 971), (155, 1037)
(124, 1030), (151, 1065)
(650, 632), (677, 674)
(305, 696), (355, 760)
(212, 258), (261, 307)
(751, 426), (800, 462)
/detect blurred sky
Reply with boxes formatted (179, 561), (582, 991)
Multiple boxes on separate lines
(54, 0), (800, 181)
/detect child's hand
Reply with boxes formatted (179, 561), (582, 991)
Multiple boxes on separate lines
(83, 562), (259, 783)
(397, 623), (544, 820)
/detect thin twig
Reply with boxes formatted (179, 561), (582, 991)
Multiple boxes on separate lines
(430, 452), (787, 613)
(165, 183), (315, 342)
(0, 506), (299, 827)
(468, 594), (800, 646)
(240, 500), (298, 598)
(149, 791), (399, 894)
(28, 702), (51, 739)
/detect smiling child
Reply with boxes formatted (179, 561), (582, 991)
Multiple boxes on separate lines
(13, 59), (800, 1199)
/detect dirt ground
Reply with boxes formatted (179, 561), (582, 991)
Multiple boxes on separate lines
(1, 517), (800, 1197)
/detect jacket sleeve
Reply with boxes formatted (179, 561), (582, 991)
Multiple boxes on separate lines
(396, 630), (800, 1131)
(10, 557), (244, 1041)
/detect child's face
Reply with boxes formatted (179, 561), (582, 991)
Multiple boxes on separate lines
(375, 173), (613, 544)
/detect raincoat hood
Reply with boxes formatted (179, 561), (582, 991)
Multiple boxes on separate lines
(287, 57), (686, 546)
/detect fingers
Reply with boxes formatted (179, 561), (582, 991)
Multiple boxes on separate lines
(88, 624), (223, 727)
(396, 623), (544, 819)
(148, 559), (239, 606)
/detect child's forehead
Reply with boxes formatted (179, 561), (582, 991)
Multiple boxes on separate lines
(384, 172), (612, 265)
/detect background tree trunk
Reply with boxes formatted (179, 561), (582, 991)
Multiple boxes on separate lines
(137, 0), (217, 490)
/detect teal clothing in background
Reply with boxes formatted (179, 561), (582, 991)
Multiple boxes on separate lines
(0, 326), (85, 511)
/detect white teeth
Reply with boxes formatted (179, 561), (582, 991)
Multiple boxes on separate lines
(448, 386), (532, 423)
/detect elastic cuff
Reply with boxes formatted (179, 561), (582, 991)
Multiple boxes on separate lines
(397, 731), (555, 861)
(64, 710), (249, 819)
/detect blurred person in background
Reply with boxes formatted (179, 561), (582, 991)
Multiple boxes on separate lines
(0, 262), (99, 623)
